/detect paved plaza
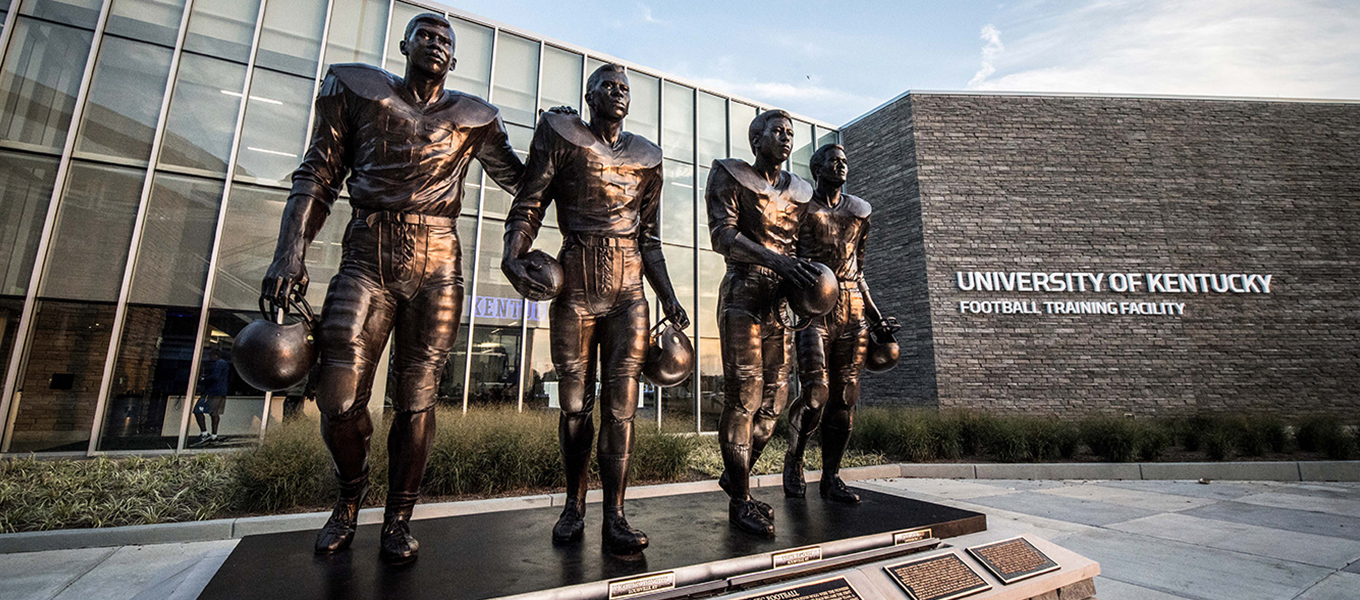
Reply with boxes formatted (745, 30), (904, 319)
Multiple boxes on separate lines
(3, 477), (1359, 599)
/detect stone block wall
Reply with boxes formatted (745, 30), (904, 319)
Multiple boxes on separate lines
(844, 93), (1360, 416)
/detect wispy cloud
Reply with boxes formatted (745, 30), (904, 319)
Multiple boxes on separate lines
(967, 24), (1004, 88)
(638, 3), (664, 25)
(966, 0), (1360, 98)
(685, 74), (881, 118)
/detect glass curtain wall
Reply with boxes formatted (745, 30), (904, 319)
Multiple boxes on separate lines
(0, 0), (838, 454)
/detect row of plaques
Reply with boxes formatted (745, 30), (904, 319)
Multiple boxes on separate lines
(607, 535), (1059, 600)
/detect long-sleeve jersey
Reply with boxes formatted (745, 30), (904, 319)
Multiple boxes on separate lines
(797, 192), (872, 282)
(504, 111), (663, 253)
(705, 158), (813, 264)
(289, 63), (523, 217)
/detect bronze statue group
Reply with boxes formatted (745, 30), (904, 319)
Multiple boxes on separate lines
(257, 13), (898, 565)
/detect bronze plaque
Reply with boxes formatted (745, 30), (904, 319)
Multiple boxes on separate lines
(772, 545), (823, 569)
(607, 571), (676, 600)
(894, 528), (933, 545)
(884, 554), (990, 600)
(737, 576), (862, 600)
(966, 537), (1060, 585)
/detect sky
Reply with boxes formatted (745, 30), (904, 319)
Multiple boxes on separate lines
(442, 0), (1360, 125)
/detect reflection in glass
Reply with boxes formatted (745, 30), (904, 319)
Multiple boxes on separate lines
(697, 92), (726, 166)
(659, 244), (695, 427)
(211, 184), (349, 311)
(40, 162), (145, 302)
(158, 53), (246, 176)
(0, 18), (95, 151)
(697, 250), (722, 340)
(447, 18), (493, 99)
(430, 324), (470, 407)
(106, 0), (186, 47)
(74, 36), (174, 162)
(466, 324), (521, 408)
(191, 309), (269, 447)
(492, 33), (539, 127)
(0, 297), (24, 403)
(540, 46), (582, 113)
(128, 173), (223, 306)
(472, 217), (519, 302)
(728, 102), (758, 163)
(791, 120), (815, 180)
(816, 126), (839, 151)
(662, 159), (694, 245)
(256, 0), (326, 77)
(7, 300), (115, 453)
(0, 151), (58, 296)
(322, 0), (387, 68)
(480, 123), (530, 217)
(699, 336), (722, 432)
(98, 305), (200, 451)
(20, 0), (102, 29)
(233, 70), (312, 184)
(662, 82), (694, 161)
(183, 0), (261, 64)
(383, 1), (425, 74)
(519, 227), (560, 410)
(697, 165), (712, 250)
(624, 70), (659, 143)
(461, 161), (482, 216)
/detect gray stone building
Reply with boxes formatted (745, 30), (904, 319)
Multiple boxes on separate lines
(843, 92), (1360, 417)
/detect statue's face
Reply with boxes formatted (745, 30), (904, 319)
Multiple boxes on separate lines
(401, 22), (454, 77)
(816, 148), (849, 185)
(753, 117), (794, 164)
(586, 70), (630, 122)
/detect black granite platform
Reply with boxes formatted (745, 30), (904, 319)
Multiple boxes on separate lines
(199, 486), (985, 600)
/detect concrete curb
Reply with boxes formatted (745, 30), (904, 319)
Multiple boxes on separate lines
(3, 460), (1356, 553)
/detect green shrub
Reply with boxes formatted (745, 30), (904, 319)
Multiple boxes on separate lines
(231, 417), (334, 513)
(632, 426), (700, 481)
(1136, 422), (1172, 461)
(1081, 417), (1138, 462)
(1181, 414), (1220, 452)
(851, 408), (934, 462)
(1296, 415), (1333, 453)
(978, 417), (1030, 463)
(1025, 418), (1081, 461)
(1204, 427), (1233, 461)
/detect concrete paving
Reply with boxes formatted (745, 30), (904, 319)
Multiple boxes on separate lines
(3, 478), (1360, 599)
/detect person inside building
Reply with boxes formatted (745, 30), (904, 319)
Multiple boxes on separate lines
(192, 348), (230, 446)
(706, 110), (820, 536)
(502, 63), (689, 555)
(782, 144), (897, 503)
(261, 13), (524, 564)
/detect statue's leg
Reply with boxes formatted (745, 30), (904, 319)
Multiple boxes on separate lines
(784, 323), (829, 498)
(597, 292), (649, 554)
(751, 320), (793, 469)
(821, 294), (868, 504)
(313, 266), (397, 554)
(549, 296), (597, 543)
(717, 271), (774, 535)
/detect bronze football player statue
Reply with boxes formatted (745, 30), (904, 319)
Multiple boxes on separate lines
(262, 13), (524, 564)
(707, 110), (821, 536)
(782, 144), (898, 504)
(502, 64), (689, 555)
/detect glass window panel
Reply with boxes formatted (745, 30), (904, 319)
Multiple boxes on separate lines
(0, 18), (95, 152)
(458, 215), (477, 300)
(447, 18), (492, 98)
(183, 0), (260, 64)
(662, 159), (693, 246)
(0, 297), (25, 404)
(473, 218), (520, 307)
(491, 32), (538, 127)
(697, 166), (712, 250)
(728, 102), (757, 164)
(322, 0), (388, 69)
(233, 70), (312, 185)
(192, 308), (267, 446)
(790, 120), (815, 180)
(7, 299), (115, 452)
(697, 250), (722, 340)
(428, 323), (469, 407)
(40, 161), (145, 302)
(539, 46), (581, 113)
(698, 336), (721, 432)
(74, 36), (174, 162)
(20, 0), (101, 29)
(697, 92), (726, 167)
(662, 82), (693, 162)
(106, 0), (185, 47)
(480, 122), (530, 218)
(466, 324), (520, 408)
(128, 173), (223, 306)
(624, 70), (658, 143)
(816, 126), (838, 150)
(211, 184), (349, 311)
(461, 161), (482, 216)
(383, 1), (424, 74)
(158, 53), (246, 176)
(256, 0), (326, 77)
(0, 150), (59, 296)
(97, 305), (200, 451)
